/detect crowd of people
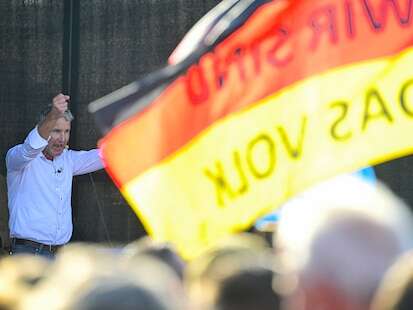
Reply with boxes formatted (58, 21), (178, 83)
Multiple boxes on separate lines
(0, 174), (412, 309)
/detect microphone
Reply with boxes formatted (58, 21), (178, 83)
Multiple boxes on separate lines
(56, 167), (63, 174)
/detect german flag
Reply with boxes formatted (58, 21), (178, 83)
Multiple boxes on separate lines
(89, 0), (413, 259)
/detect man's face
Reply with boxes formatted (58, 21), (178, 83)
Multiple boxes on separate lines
(44, 117), (71, 158)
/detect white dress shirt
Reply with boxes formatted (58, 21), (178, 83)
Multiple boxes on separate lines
(6, 127), (104, 245)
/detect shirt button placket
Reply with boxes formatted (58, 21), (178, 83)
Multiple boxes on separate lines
(56, 186), (62, 241)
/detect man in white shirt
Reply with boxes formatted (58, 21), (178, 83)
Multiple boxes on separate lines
(6, 93), (104, 258)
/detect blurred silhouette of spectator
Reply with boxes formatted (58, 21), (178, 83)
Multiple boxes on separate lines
(274, 175), (413, 310)
(122, 236), (185, 281)
(186, 232), (279, 310)
(214, 264), (281, 310)
(0, 254), (51, 310)
(120, 253), (188, 310)
(371, 250), (413, 310)
(68, 276), (167, 310)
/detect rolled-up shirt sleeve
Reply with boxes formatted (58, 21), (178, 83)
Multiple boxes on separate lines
(70, 148), (105, 176)
(6, 127), (48, 171)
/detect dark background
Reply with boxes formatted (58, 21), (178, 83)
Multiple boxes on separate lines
(0, 0), (412, 249)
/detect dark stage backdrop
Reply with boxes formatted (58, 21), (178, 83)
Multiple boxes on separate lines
(0, 0), (412, 249)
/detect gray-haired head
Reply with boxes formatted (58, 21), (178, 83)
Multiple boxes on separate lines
(275, 175), (413, 306)
(38, 105), (74, 124)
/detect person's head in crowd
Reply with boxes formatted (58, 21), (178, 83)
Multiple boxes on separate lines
(274, 175), (413, 310)
(67, 276), (168, 310)
(186, 232), (278, 310)
(371, 250), (413, 310)
(120, 251), (187, 310)
(214, 264), (281, 310)
(122, 236), (185, 281)
(0, 254), (51, 310)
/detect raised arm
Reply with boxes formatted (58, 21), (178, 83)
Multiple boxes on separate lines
(70, 149), (105, 176)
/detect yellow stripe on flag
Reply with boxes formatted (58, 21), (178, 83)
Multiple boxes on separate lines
(123, 47), (413, 259)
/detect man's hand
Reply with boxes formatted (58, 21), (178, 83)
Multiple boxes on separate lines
(50, 93), (70, 119)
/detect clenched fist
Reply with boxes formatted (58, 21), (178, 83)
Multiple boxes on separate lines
(51, 93), (70, 118)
